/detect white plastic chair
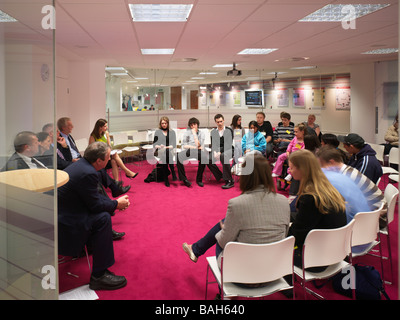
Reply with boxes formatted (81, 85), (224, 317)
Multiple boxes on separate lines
(294, 220), (355, 300)
(351, 204), (385, 282)
(205, 236), (295, 300)
(111, 132), (139, 162)
(374, 184), (399, 284)
(74, 137), (88, 156)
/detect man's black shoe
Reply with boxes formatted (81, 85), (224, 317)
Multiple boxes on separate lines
(196, 181), (204, 187)
(89, 270), (127, 291)
(221, 180), (234, 189)
(112, 230), (125, 240)
(183, 179), (192, 187)
(112, 185), (131, 197)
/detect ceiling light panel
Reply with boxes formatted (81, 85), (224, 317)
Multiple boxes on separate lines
(238, 48), (278, 55)
(141, 48), (175, 55)
(362, 48), (398, 54)
(129, 4), (193, 22)
(299, 4), (390, 22)
(0, 10), (17, 22)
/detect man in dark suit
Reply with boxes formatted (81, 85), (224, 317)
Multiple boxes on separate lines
(211, 114), (234, 189)
(57, 117), (130, 197)
(42, 123), (73, 170)
(58, 141), (130, 290)
(1, 131), (47, 171)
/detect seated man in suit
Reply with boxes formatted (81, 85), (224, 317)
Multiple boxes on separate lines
(57, 117), (130, 197)
(58, 141), (130, 290)
(176, 117), (222, 187)
(338, 133), (383, 184)
(1, 131), (48, 171)
(42, 123), (73, 170)
(211, 114), (234, 189)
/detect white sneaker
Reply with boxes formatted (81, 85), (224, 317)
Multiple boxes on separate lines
(271, 173), (280, 178)
(284, 174), (292, 181)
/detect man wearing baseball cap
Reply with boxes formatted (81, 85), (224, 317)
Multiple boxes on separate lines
(338, 133), (383, 184)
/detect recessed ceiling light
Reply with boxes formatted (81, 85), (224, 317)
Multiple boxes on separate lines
(362, 48), (398, 54)
(141, 48), (175, 55)
(191, 77), (205, 79)
(0, 10), (17, 22)
(238, 48), (278, 55)
(299, 4), (390, 22)
(112, 73), (130, 76)
(127, 80), (138, 83)
(290, 66), (317, 70)
(267, 72), (287, 75)
(213, 64), (235, 68)
(106, 67), (126, 72)
(134, 77), (149, 80)
(199, 72), (218, 75)
(129, 4), (193, 22)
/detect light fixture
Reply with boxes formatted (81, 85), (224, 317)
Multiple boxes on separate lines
(141, 48), (175, 55)
(0, 10), (17, 22)
(290, 66), (317, 70)
(129, 4), (193, 22)
(237, 48), (278, 55)
(134, 77), (149, 80)
(213, 64), (235, 68)
(105, 67), (126, 72)
(299, 4), (390, 22)
(191, 77), (205, 79)
(199, 72), (218, 75)
(362, 48), (398, 54)
(112, 73), (129, 76)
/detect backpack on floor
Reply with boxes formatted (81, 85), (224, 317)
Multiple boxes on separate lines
(331, 264), (390, 300)
(144, 164), (166, 183)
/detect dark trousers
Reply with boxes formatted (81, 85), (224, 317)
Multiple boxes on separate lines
(213, 151), (233, 182)
(58, 212), (115, 275)
(177, 149), (222, 182)
(192, 219), (224, 258)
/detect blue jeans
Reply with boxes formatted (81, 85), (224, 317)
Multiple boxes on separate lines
(192, 219), (225, 258)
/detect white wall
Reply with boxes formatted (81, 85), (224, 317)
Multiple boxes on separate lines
(55, 58), (106, 141)
(350, 62), (376, 143)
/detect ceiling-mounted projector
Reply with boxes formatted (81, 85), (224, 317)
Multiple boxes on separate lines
(227, 63), (242, 77)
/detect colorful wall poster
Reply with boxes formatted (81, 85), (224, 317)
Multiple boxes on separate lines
(336, 87), (351, 110)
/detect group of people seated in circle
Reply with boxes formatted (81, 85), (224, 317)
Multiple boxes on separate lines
(1, 110), (396, 295)
(181, 115), (393, 297)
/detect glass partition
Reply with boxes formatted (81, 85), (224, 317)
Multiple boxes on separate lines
(0, 0), (57, 299)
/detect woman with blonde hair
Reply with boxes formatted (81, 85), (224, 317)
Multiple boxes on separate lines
(89, 118), (138, 181)
(288, 149), (347, 271)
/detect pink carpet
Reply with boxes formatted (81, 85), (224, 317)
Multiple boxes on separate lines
(59, 161), (399, 300)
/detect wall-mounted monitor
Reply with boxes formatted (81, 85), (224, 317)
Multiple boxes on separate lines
(245, 90), (263, 106)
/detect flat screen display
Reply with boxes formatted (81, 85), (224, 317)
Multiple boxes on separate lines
(245, 90), (263, 106)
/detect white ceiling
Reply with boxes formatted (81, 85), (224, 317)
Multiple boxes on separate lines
(1, 0), (398, 87)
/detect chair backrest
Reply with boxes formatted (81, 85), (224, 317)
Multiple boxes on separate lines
(369, 143), (385, 163)
(302, 220), (355, 269)
(111, 132), (129, 146)
(132, 131), (148, 143)
(74, 138), (88, 154)
(389, 147), (399, 165)
(352, 205), (383, 247)
(384, 184), (399, 225)
(222, 236), (295, 284)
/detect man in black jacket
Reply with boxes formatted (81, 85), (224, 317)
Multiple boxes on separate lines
(211, 114), (234, 189)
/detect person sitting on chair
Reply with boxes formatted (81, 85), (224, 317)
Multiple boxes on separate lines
(1, 131), (47, 171)
(176, 117), (222, 187)
(211, 114), (234, 189)
(58, 141), (130, 290)
(241, 121), (266, 156)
